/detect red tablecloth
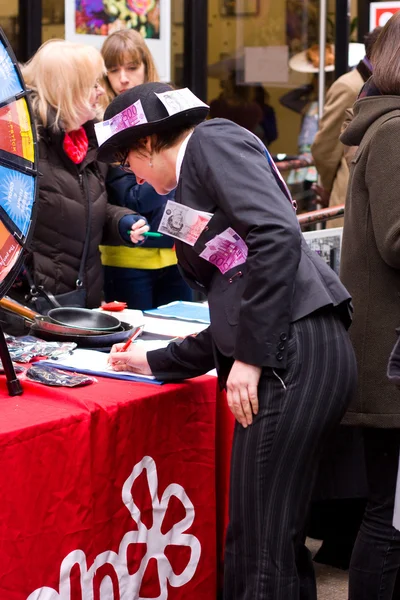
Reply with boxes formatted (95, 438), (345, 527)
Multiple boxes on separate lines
(0, 372), (234, 600)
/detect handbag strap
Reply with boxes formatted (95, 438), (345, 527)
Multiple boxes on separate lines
(77, 170), (92, 288)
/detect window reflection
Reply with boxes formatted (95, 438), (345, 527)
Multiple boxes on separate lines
(0, 1), (19, 57)
(42, 0), (65, 42)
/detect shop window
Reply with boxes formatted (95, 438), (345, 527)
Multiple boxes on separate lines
(42, 0), (65, 42)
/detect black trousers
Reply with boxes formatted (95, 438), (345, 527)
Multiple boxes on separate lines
(349, 428), (400, 600)
(223, 309), (357, 600)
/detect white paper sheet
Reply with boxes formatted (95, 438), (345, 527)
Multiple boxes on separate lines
(244, 46), (289, 84)
(40, 349), (156, 380)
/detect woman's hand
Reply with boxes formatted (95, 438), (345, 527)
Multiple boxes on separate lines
(129, 218), (149, 244)
(108, 344), (152, 375)
(226, 360), (262, 427)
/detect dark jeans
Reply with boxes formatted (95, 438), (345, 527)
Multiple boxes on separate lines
(349, 428), (400, 600)
(103, 264), (192, 310)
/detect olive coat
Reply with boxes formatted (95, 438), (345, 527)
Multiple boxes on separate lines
(340, 95), (400, 427)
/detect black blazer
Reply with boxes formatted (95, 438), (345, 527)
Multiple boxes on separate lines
(148, 119), (351, 383)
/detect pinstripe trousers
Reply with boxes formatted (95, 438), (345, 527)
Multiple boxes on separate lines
(223, 308), (357, 600)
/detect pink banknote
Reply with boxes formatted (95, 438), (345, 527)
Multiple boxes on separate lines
(95, 99), (148, 146)
(199, 228), (248, 274)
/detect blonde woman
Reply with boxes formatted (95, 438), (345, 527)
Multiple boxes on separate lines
(99, 30), (191, 310)
(19, 40), (145, 311)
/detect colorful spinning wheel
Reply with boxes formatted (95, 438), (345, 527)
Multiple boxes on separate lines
(0, 27), (38, 395)
(0, 27), (38, 298)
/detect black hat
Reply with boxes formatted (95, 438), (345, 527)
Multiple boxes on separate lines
(96, 82), (209, 163)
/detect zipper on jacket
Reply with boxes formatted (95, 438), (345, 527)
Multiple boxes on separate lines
(77, 171), (92, 288)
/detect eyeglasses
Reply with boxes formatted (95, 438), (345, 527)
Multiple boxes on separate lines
(118, 151), (133, 173)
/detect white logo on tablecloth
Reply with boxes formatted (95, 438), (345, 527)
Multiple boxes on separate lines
(26, 456), (201, 600)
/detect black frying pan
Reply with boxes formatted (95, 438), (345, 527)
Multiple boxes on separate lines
(29, 320), (135, 348)
(47, 307), (120, 332)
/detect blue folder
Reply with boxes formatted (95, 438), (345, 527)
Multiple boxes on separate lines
(144, 301), (210, 324)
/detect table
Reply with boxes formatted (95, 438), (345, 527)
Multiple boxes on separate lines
(0, 369), (234, 600)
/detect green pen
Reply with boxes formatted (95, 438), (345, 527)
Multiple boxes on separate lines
(127, 230), (163, 238)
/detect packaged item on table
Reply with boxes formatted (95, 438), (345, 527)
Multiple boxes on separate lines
(5, 335), (76, 363)
(0, 361), (24, 374)
(25, 365), (96, 387)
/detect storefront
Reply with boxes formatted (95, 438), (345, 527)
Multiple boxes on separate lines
(0, 0), (384, 157)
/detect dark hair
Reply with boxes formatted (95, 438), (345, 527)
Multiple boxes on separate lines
(371, 13), (400, 94)
(364, 26), (382, 60)
(114, 125), (193, 163)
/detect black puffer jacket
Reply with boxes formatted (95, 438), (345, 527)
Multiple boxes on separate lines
(30, 118), (134, 307)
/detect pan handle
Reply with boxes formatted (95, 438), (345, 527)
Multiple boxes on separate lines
(0, 297), (40, 321)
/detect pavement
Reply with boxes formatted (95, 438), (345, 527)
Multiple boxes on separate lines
(309, 538), (349, 599)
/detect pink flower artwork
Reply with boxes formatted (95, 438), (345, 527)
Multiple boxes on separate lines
(127, 0), (156, 17)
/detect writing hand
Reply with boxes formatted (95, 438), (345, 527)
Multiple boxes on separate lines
(108, 344), (152, 375)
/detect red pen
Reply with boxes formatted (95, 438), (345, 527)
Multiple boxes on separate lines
(120, 326), (144, 352)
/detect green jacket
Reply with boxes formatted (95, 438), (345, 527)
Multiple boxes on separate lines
(340, 95), (400, 427)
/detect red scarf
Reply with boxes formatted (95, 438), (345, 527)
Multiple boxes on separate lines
(63, 127), (89, 164)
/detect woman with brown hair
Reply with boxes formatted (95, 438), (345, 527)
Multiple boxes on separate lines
(100, 29), (158, 107)
(340, 14), (400, 599)
(99, 30), (191, 309)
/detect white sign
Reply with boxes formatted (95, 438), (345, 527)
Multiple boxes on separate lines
(65, 0), (171, 82)
(302, 227), (343, 274)
(27, 456), (201, 600)
(370, 1), (400, 29)
(244, 46), (289, 84)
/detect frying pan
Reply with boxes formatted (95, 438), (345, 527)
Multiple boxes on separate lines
(32, 316), (107, 336)
(47, 307), (120, 332)
(29, 320), (136, 348)
(0, 296), (40, 321)
(0, 298), (121, 332)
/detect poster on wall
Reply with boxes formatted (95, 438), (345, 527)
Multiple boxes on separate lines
(370, 2), (400, 29)
(65, 0), (171, 81)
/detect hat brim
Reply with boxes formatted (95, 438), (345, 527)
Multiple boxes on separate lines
(289, 50), (335, 73)
(289, 43), (365, 74)
(97, 106), (209, 163)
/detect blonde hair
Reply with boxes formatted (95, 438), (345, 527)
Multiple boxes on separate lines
(100, 29), (159, 107)
(22, 39), (105, 132)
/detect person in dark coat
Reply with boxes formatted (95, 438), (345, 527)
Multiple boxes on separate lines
(19, 39), (146, 309)
(340, 14), (400, 599)
(209, 70), (263, 134)
(253, 87), (278, 146)
(98, 82), (358, 600)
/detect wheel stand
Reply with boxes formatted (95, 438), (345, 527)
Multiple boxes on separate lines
(0, 325), (22, 395)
